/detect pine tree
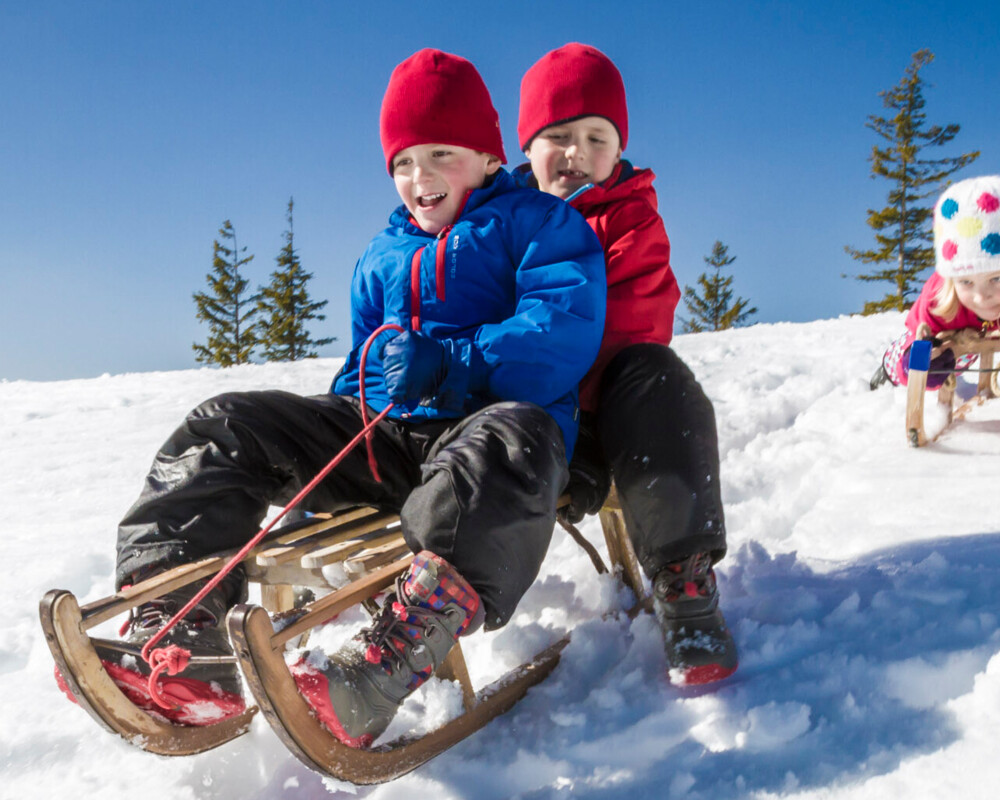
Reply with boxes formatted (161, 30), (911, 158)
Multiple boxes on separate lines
(256, 198), (335, 361)
(192, 220), (260, 366)
(846, 49), (979, 314)
(681, 240), (757, 333)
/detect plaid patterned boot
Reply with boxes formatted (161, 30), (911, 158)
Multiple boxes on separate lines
(291, 550), (482, 748)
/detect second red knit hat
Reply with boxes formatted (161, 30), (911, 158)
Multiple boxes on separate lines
(518, 43), (628, 152)
(380, 49), (506, 175)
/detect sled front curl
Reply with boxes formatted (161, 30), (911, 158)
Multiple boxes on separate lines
(42, 495), (643, 775)
(905, 325), (1000, 447)
(40, 573), (257, 755)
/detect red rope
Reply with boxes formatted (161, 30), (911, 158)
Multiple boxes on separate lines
(359, 323), (405, 482)
(141, 323), (404, 708)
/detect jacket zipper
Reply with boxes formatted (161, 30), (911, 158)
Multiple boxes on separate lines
(410, 189), (473, 328)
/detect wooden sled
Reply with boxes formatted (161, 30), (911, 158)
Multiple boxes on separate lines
(905, 325), (1000, 447)
(41, 492), (645, 775)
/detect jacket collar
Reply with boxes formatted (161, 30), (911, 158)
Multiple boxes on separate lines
(511, 160), (651, 206)
(389, 169), (514, 234)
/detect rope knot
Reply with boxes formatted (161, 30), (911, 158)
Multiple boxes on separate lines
(146, 645), (192, 710)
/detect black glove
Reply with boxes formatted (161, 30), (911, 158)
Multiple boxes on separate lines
(562, 416), (611, 524)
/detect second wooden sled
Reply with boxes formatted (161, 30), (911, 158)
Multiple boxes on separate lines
(905, 325), (1000, 446)
(228, 487), (644, 785)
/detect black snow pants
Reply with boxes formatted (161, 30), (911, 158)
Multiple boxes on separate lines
(115, 391), (568, 630)
(590, 343), (727, 579)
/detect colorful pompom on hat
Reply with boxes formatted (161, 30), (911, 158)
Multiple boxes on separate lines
(518, 43), (628, 151)
(379, 48), (506, 175)
(934, 175), (1000, 278)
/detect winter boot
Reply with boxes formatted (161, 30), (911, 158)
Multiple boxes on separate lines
(74, 576), (246, 725)
(653, 552), (737, 686)
(869, 363), (891, 391)
(290, 550), (482, 748)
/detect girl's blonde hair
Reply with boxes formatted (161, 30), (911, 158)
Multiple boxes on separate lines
(931, 276), (960, 322)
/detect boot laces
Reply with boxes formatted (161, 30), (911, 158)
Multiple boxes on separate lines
(656, 553), (716, 603)
(120, 597), (216, 637)
(360, 577), (447, 673)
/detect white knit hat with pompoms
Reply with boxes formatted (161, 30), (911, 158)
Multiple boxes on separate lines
(934, 175), (1000, 277)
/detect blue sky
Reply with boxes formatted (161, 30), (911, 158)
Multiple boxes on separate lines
(2, 0), (998, 382)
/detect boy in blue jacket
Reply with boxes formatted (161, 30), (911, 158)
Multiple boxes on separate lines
(93, 49), (606, 744)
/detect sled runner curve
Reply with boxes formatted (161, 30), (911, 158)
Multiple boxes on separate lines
(229, 597), (568, 784)
(40, 589), (256, 755)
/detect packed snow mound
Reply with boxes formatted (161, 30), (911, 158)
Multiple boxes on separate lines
(2, 312), (998, 799)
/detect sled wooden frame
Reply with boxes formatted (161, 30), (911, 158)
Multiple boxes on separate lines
(905, 325), (1000, 447)
(40, 490), (644, 776)
(228, 485), (644, 784)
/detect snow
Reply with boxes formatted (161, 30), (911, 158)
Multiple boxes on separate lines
(3, 312), (999, 799)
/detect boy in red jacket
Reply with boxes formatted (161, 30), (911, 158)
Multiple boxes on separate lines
(517, 43), (737, 685)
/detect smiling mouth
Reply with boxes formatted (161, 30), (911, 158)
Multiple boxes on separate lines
(418, 193), (447, 207)
(558, 169), (588, 180)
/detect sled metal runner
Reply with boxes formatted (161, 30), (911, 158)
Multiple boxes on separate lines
(905, 326), (1000, 447)
(41, 495), (643, 776)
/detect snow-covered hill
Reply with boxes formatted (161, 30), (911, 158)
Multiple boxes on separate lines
(2, 312), (998, 800)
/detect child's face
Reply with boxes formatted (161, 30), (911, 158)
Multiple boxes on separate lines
(954, 269), (1000, 321)
(392, 144), (501, 234)
(524, 116), (622, 200)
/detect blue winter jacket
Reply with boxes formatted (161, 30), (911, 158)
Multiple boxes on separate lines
(331, 168), (606, 458)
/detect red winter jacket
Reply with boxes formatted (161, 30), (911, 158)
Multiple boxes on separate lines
(568, 162), (680, 411)
(882, 271), (995, 385)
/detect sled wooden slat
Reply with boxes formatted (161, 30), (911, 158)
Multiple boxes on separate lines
(299, 527), (405, 569)
(256, 512), (399, 566)
(344, 539), (413, 573)
(79, 553), (248, 630)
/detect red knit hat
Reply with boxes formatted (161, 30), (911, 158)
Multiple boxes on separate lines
(380, 49), (506, 175)
(518, 43), (628, 151)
